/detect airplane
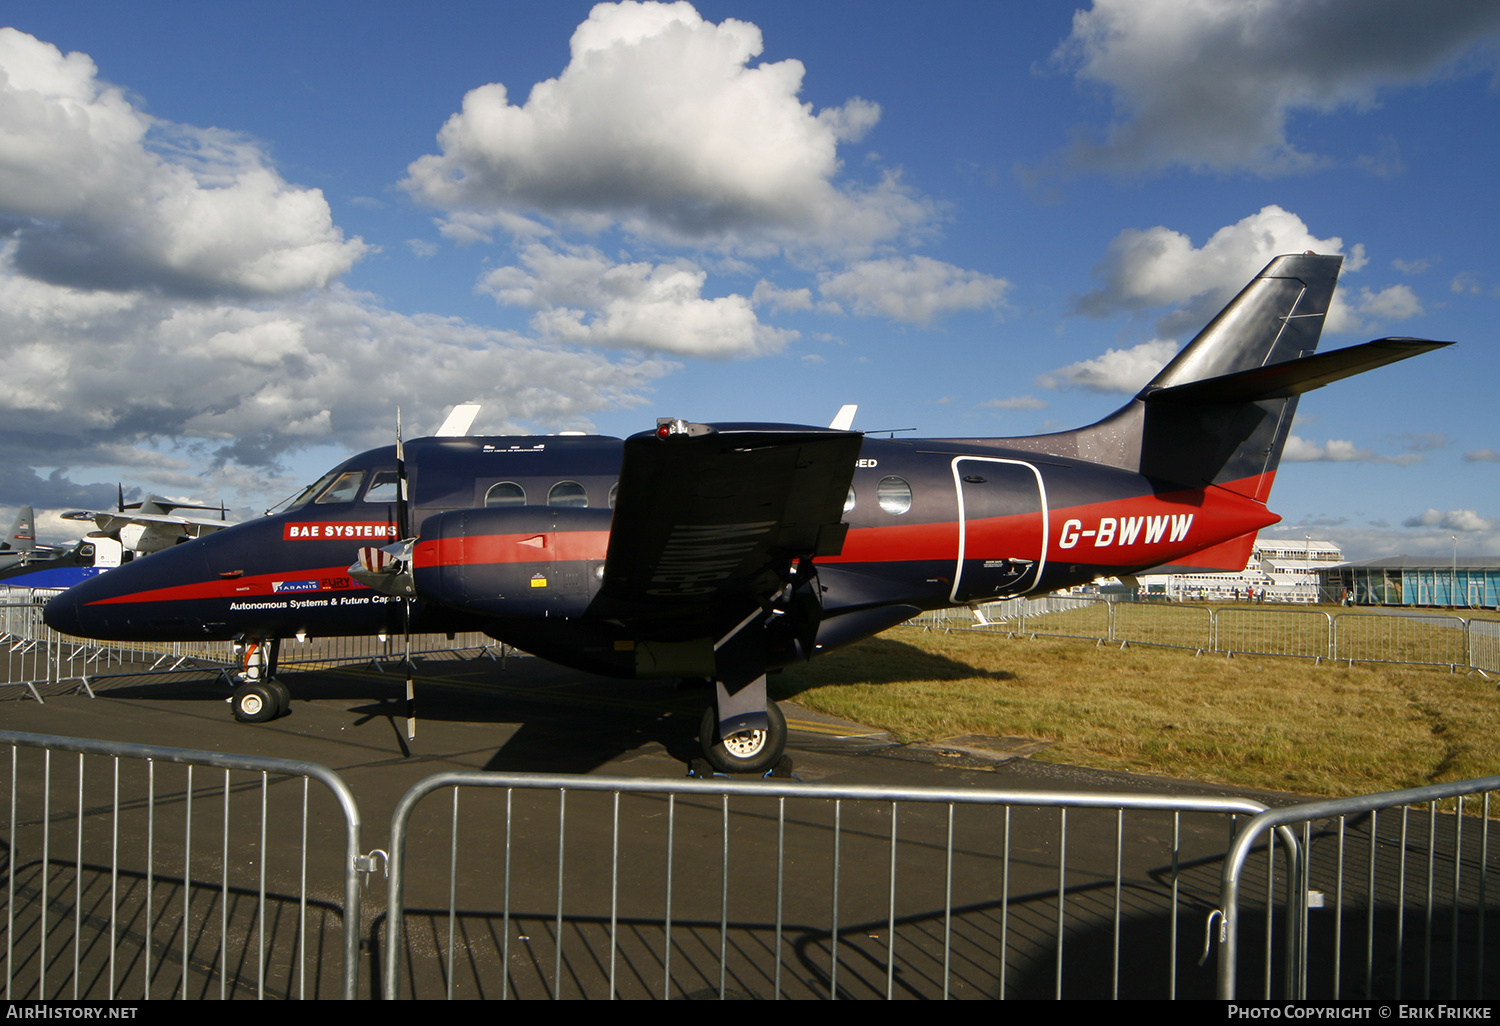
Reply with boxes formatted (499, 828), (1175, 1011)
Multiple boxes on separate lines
(60, 488), (235, 556)
(44, 254), (1450, 773)
(0, 506), (115, 590)
(0, 507), (43, 570)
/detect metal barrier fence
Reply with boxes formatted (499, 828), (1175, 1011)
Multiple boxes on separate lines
(7, 726), (1500, 1000)
(2, 598), (516, 702)
(382, 770), (1296, 1000)
(1, 729), (365, 1000)
(1218, 775), (1500, 1000)
(928, 597), (1500, 675)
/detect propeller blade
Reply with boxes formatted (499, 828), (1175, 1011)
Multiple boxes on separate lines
(403, 597), (416, 741)
(395, 406), (411, 542)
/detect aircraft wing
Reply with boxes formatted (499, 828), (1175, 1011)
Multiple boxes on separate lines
(594, 421), (862, 628)
(59, 510), (232, 534)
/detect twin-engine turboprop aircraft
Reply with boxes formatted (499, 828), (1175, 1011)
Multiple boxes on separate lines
(45, 254), (1449, 772)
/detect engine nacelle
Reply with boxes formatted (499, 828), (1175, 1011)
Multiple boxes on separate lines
(411, 506), (612, 619)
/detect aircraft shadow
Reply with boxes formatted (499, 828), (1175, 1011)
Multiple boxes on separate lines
(92, 656), (710, 773)
(772, 635), (1014, 701)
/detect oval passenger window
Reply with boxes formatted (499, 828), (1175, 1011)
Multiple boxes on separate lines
(876, 476), (912, 515)
(485, 482), (526, 507)
(548, 481), (588, 508)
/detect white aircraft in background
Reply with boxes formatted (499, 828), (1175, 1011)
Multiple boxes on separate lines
(60, 488), (237, 556)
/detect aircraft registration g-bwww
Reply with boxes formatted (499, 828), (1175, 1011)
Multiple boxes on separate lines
(45, 254), (1449, 773)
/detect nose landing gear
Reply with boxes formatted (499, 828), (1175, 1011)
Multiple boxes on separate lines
(229, 638), (290, 721)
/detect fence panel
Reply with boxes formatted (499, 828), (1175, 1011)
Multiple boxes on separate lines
(1111, 603), (1213, 651)
(1, 729), (364, 1000)
(1333, 613), (1468, 669)
(384, 771), (1285, 1000)
(1216, 608), (1332, 661)
(1469, 619), (1500, 676)
(998, 596), (1113, 642)
(1219, 776), (1500, 1000)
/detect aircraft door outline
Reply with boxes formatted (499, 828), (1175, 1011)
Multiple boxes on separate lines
(949, 456), (1049, 605)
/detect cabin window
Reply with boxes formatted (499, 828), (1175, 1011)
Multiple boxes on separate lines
(365, 471), (400, 503)
(485, 482), (527, 507)
(315, 471), (365, 505)
(608, 482), (619, 509)
(548, 481), (588, 508)
(877, 476), (912, 515)
(843, 486), (856, 514)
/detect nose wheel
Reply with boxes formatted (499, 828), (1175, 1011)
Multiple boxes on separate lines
(231, 680), (289, 722)
(229, 637), (290, 722)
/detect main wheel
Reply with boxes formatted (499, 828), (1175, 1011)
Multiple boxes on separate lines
(265, 679), (291, 718)
(699, 701), (786, 774)
(231, 681), (279, 723)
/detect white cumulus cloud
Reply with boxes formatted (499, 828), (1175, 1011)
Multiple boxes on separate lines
(480, 242), (789, 357)
(1076, 205), (1371, 338)
(1075, 205), (1424, 340)
(403, 1), (928, 254)
(1038, 339), (1178, 394)
(817, 257), (1010, 325)
(1403, 508), (1496, 532)
(1054, 0), (1500, 175)
(0, 28), (367, 297)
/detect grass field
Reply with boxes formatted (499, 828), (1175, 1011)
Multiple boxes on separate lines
(772, 623), (1500, 798)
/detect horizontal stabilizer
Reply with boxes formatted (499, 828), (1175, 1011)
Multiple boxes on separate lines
(1144, 338), (1451, 406)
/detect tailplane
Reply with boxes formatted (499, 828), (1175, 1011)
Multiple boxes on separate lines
(1017, 254), (1448, 501)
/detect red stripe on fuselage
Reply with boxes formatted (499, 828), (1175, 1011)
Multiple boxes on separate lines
(414, 531), (611, 569)
(826, 473), (1279, 569)
(87, 566), (367, 605)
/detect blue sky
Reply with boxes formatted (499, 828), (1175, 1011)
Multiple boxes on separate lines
(2, 0), (1498, 559)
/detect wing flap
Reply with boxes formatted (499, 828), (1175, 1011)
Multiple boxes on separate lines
(597, 422), (861, 625)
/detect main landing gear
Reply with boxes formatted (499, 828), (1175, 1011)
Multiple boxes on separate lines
(698, 700), (787, 775)
(229, 638), (290, 722)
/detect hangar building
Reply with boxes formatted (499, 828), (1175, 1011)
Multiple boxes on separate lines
(1318, 556), (1500, 609)
(1132, 538), (1343, 602)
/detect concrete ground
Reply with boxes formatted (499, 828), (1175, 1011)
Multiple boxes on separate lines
(1, 650), (1341, 999)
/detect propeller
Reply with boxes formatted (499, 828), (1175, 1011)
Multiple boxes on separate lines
(396, 407), (416, 742)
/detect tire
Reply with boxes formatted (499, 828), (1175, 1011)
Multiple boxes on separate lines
(265, 679), (291, 718)
(231, 681), (279, 723)
(699, 701), (786, 775)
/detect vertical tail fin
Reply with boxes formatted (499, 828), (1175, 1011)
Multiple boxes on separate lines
(3, 507), (36, 553)
(1137, 253), (1343, 499)
(1017, 254), (1343, 496)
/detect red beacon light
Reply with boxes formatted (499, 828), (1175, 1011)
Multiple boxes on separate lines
(655, 417), (689, 439)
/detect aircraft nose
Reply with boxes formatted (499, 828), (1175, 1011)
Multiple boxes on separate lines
(41, 589), (84, 636)
(41, 538), (216, 641)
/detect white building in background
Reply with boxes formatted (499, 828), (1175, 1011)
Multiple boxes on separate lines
(1129, 538), (1344, 603)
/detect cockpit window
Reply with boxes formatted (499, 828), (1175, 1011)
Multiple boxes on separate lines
(287, 470), (340, 511)
(486, 482), (526, 507)
(315, 471), (366, 505)
(365, 471), (400, 504)
(547, 481), (588, 508)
